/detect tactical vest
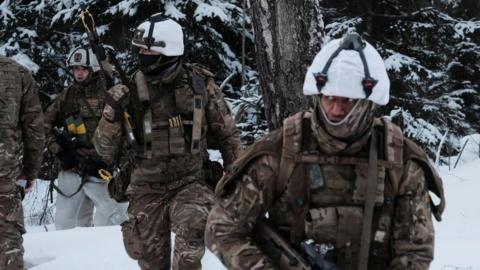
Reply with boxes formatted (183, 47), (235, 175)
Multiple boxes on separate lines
(217, 111), (445, 270)
(62, 78), (106, 149)
(130, 64), (210, 159)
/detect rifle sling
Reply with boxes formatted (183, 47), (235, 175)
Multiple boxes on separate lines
(358, 131), (378, 270)
(49, 172), (89, 198)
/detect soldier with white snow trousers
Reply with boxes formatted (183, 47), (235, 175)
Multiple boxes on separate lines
(0, 56), (45, 270)
(93, 15), (241, 270)
(206, 33), (446, 270)
(44, 46), (128, 231)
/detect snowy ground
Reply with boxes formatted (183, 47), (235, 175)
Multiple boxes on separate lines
(24, 226), (226, 270)
(23, 142), (480, 270)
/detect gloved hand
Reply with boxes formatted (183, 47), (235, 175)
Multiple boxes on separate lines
(103, 84), (129, 122)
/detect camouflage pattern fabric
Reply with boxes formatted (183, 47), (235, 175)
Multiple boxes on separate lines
(0, 56), (45, 270)
(93, 63), (241, 269)
(0, 193), (25, 270)
(122, 181), (214, 270)
(44, 71), (107, 158)
(206, 114), (437, 270)
(43, 71), (130, 230)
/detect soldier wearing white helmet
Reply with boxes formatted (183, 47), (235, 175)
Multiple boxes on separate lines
(66, 46), (101, 84)
(93, 14), (241, 270)
(44, 44), (128, 231)
(131, 15), (184, 77)
(303, 33), (391, 145)
(205, 33), (445, 270)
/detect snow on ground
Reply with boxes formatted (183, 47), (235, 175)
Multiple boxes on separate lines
(24, 226), (226, 270)
(431, 159), (480, 270)
(23, 152), (480, 269)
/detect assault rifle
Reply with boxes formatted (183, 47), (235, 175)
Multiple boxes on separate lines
(51, 127), (108, 198)
(255, 219), (341, 270)
(79, 4), (135, 144)
(53, 127), (107, 177)
(52, 126), (86, 170)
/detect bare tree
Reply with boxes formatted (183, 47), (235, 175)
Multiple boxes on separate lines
(251, 0), (323, 129)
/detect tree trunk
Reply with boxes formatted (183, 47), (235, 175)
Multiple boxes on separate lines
(251, 0), (323, 129)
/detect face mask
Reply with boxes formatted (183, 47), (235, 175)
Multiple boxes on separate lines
(315, 97), (376, 142)
(139, 54), (161, 67)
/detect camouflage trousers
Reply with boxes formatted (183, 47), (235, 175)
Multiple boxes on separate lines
(122, 180), (214, 270)
(0, 190), (26, 270)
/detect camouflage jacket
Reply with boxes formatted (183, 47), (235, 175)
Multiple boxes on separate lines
(93, 63), (241, 185)
(44, 72), (107, 160)
(206, 112), (444, 270)
(0, 57), (45, 192)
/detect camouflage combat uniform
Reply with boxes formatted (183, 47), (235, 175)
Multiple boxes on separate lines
(0, 56), (45, 270)
(44, 71), (127, 230)
(206, 111), (445, 270)
(94, 63), (240, 270)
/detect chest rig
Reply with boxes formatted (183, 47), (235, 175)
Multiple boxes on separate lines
(272, 112), (403, 269)
(63, 82), (106, 147)
(131, 66), (208, 159)
(277, 111), (445, 270)
(216, 111), (444, 269)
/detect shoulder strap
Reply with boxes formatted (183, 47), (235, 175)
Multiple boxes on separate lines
(358, 129), (379, 270)
(277, 112), (305, 193)
(381, 117), (404, 195)
(278, 112), (312, 244)
(189, 70), (206, 154)
(367, 118), (405, 268)
(190, 70), (206, 95)
(134, 71), (151, 105)
(134, 71), (153, 158)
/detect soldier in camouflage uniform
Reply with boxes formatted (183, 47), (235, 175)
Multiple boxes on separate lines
(93, 16), (240, 270)
(206, 34), (446, 270)
(0, 56), (45, 270)
(44, 46), (127, 230)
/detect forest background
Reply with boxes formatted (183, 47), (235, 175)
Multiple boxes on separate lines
(1, 0), (479, 224)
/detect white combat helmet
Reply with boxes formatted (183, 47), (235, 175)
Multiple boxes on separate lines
(66, 46), (101, 72)
(303, 33), (390, 106)
(131, 15), (184, 56)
